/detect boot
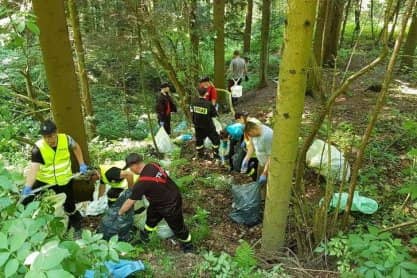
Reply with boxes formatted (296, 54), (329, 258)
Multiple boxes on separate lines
(68, 211), (82, 231)
(181, 242), (194, 253)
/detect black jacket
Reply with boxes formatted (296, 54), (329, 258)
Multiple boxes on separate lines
(156, 93), (177, 120)
(190, 97), (217, 129)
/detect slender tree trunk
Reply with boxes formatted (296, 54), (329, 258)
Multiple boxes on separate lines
(261, 0), (318, 252)
(314, 0), (328, 66)
(259, 0), (272, 88)
(32, 0), (91, 200)
(323, 0), (345, 66)
(389, 0), (402, 42)
(371, 0), (375, 40)
(340, 0), (352, 48)
(213, 0), (225, 90)
(343, 0), (415, 226)
(401, 7), (417, 70)
(190, 0), (200, 83)
(243, 0), (253, 54)
(67, 0), (96, 137)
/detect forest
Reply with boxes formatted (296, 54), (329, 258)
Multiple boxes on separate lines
(1, 0), (417, 277)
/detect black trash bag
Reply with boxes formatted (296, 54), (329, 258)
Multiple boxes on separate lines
(99, 189), (134, 242)
(229, 182), (262, 226)
(231, 144), (246, 172)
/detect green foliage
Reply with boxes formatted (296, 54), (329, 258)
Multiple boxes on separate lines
(194, 240), (290, 278)
(0, 163), (135, 277)
(316, 228), (417, 277)
(398, 148), (417, 200)
(187, 207), (210, 244)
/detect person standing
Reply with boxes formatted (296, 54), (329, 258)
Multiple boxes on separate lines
(227, 50), (248, 103)
(190, 87), (221, 159)
(156, 83), (177, 135)
(118, 153), (193, 253)
(241, 121), (273, 185)
(199, 76), (218, 108)
(22, 120), (88, 230)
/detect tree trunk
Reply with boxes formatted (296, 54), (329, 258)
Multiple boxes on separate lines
(261, 0), (318, 252)
(389, 0), (402, 42)
(213, 0), (225, 90)
(401, 7), (417, 70)
(243, 0), (253, 54)
(190, 0), (200, 83)
(32, 0), (91, 200)
(343, 0), (415, 226)
(313, 0), (328, 66)
(371, 0), (375, 40)
(340, 0), (352, 48)
(67, 0), (96, 137)
(322, 0), (345, 66)
(259, 0), (272, 88)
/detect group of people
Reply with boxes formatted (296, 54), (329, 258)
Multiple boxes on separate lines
(20, 50), (270, 254)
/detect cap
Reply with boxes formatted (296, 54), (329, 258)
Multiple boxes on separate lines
(124, 153), (143, 169)
(199, 76), (210, 83)
(39, 120), (57, 135)
(105, 167), (123, 182)
(160, 83), (170, 90)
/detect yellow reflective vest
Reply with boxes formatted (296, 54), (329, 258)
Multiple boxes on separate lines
(35, 133), (73, 186)
(99, 165), (139, 189)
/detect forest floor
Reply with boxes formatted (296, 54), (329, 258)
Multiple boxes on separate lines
(81, 65), (417, 277)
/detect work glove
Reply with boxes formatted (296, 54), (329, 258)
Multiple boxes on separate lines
(159, 121), (165, 127)
(240, 159), (249, 173)
(240, 141), (246, 148)
(21, 186), (32, 197)
(79, 163), (88, 174)
(258, 175), (267, 185)
(245, 75), (249, 82)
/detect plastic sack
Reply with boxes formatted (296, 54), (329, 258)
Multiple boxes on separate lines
(173, 134), (193, 144)
(173, 120), (188, 133)
(99, 190), (134, 242)
(133, 197), (174, 239)
(155, 127), (174, 153)
(322, 191), (378, 214)
(306, 139), (351, 182)
(231, 144), (246, 172)
(44, 193), (68, 229)
(219, 141), (230, 162)
(231, 85), (242, 98)
(212, 117), (223, 133)
(229, 182), (262, 226)
(85, 184), (108, 216)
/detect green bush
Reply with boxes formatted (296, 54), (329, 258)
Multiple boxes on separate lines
(316, 227), (417, 277)
(0, 163), (136, 277)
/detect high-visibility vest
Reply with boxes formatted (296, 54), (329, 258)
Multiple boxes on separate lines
(35, 133), (73, 186)
(100, 165), (139, 189)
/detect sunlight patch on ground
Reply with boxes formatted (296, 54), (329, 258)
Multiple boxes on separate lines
(395, 79), (417, 96)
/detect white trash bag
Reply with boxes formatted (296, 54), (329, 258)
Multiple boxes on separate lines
(231, 79), (242, 98)
(155, 127), (174, 153)
(133, 197), (174, 239)
(212, 118), (223, 134)
(306, 139), (351, 182)
(44, 193), (68, 229)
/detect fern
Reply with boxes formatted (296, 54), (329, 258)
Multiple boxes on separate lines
(234, 240), (257, 270)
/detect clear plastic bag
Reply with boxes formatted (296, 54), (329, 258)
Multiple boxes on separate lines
(155, 127), (174, 153)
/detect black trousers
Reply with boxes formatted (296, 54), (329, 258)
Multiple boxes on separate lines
(146, 198), (189, 241)
(195, 126), (220, 149)
(32, 179), (76, 214)
(159, 115), (171, 135)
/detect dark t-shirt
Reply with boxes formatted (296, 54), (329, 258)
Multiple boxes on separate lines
(31, 135), (75, 164)
(130, 163), (180, 208)
(190, 97), (218, 129)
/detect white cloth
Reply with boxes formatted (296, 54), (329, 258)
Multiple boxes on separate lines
(251, 124), (273, 165)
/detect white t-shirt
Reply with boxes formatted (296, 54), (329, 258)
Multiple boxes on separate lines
(251, 124), (273, 165)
